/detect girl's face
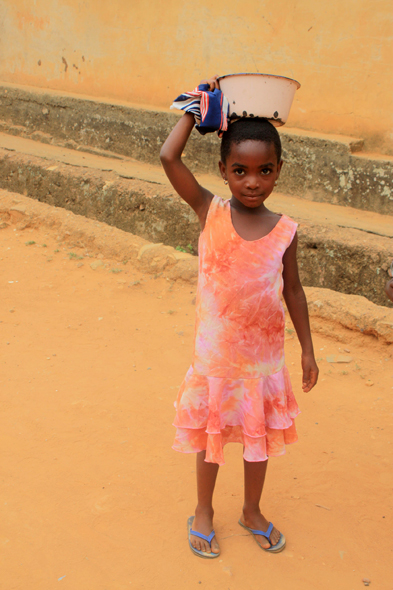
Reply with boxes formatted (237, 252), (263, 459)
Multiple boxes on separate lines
(219, 140), (283, 209)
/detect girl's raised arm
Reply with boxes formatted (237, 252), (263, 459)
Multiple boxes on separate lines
(160, 112), (213, 228)
(160, 76), (220, 228)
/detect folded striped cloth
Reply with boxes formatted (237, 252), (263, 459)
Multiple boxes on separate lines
(170, 83), (229, 136)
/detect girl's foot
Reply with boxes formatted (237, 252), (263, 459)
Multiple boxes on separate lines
(240, 509), (282, 549)
(190, 506), (220, 554)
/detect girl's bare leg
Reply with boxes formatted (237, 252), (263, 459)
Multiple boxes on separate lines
(189, 450), (220, 554)
(240, 459), (282, 548)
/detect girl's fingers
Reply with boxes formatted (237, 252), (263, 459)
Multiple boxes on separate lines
(301, 352), (319, 392)
(200, 75), (220, 91)
(302, 363), (310, 389)
(303, 369), (318, 392)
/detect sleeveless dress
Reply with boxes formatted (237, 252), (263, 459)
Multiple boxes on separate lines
(172, 195), (300, 465)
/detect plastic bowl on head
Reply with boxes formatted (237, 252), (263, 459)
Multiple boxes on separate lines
(217, 73), (301, 127)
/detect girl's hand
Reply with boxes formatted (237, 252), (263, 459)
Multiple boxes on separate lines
(199, 75), (220, 91)
(301, 352), (319, 392)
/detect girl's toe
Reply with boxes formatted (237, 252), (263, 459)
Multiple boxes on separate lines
(211, 540), (220, 553)
(270, 527), (281, 547)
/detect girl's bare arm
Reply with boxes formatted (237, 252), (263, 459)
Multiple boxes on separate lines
(160, 76), (220, 228)
(282, 233), (319, 392)
(160, 112), (213, 228)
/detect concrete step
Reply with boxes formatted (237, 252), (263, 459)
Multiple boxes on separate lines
(0, 132), (391, 239)
(1, 82), (392, 215)
(0, 132), (391, 308)
(0, 187), (392, 343)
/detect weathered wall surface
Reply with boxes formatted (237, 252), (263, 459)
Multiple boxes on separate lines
(0, 0), (392, 154)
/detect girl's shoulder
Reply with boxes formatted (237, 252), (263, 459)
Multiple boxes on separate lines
(279, 213), (298, 228)
(276, 214), (298, 247)
(204, 194), (227, 220)
(210, 194), (227, 208)
(199, 195), (225, 233)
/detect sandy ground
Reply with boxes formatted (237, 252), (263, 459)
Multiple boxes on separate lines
(1, 220), (392, 590)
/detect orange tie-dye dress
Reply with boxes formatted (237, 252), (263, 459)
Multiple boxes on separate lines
(173, 196), (300, 465)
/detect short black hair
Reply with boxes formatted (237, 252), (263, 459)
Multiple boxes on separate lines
(220, 118), (282, 164)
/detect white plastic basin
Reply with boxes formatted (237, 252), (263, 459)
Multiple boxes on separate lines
(217, 73), (301, 127)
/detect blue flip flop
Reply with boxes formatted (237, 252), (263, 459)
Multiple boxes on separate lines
(187, 516), (220, 559)
(238, 519), (286, 553)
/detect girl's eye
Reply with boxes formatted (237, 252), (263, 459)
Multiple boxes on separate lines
(234, 169), (245, 176)
(261, 168), (272, 175)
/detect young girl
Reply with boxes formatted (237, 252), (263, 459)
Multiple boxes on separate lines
(160, 76), (319, 558)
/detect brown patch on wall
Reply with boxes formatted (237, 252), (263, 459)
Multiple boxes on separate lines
(16, 11), (50, 31)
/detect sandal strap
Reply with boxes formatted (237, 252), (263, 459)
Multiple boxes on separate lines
(248, 522), (274, 539)
(190, 528), (215, 544)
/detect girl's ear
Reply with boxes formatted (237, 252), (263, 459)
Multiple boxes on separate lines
(276, 159), (284, 179)
(218, 160), (227, 181)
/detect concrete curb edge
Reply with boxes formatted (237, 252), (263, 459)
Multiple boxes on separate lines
(0, 190), (391, 344)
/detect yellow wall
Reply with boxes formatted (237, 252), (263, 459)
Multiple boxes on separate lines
(0, 0), (392, 153)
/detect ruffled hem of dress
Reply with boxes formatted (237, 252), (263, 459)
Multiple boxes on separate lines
(172, 365), (300, 465)
(173, 422), (298, 465)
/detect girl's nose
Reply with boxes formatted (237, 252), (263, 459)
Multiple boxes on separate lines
(246, 175), (259, 189)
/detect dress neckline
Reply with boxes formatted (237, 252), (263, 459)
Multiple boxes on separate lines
(228, 201), (284, 243)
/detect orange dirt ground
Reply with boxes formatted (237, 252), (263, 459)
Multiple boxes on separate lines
(1, 221), (392, 590)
